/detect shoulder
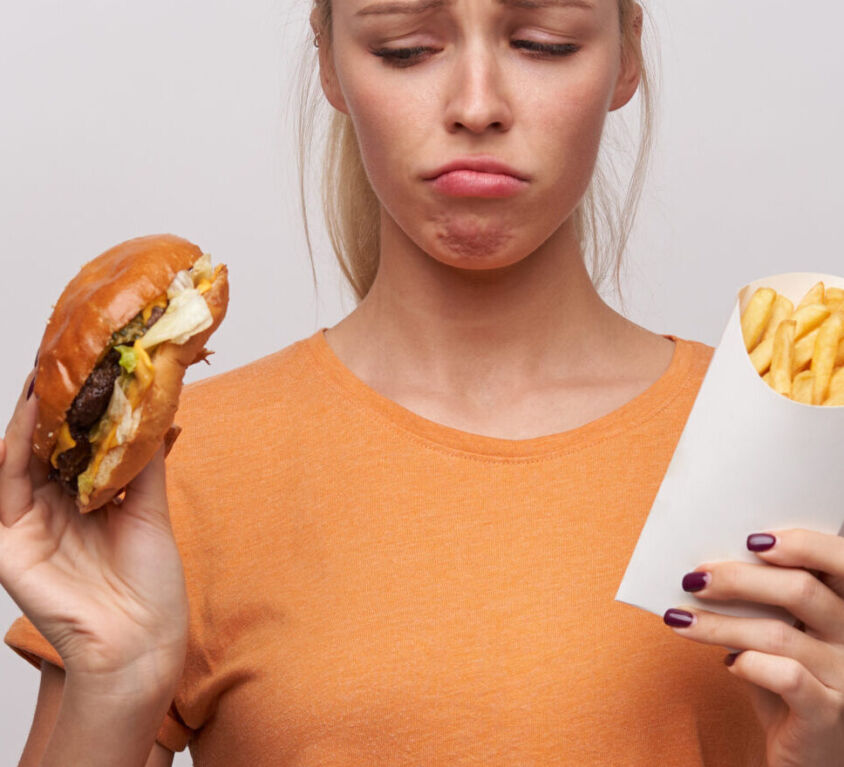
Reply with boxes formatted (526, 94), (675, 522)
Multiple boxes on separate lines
(177, 333), (315, 417)
(163, 331), (329, 474)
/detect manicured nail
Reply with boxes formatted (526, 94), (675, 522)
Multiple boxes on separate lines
(724, 651), (742, 666)
(747, 533), (776, 552)
(27, 377), (35, 400)
(682, 571), (710, 592)
(663, 608), (696, 628)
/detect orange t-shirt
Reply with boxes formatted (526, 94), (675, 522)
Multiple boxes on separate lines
(5, 329), (766, 765)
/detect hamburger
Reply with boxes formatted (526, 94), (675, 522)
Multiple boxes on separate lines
(31, 233), (229, 513)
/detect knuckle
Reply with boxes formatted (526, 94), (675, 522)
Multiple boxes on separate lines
(778, 658), (805, 696)
(789, 570), (821, 607)
(712, 563), (740, 597)
(765, 620), (794, 655)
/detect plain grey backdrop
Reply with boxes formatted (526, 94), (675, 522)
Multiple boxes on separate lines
(2, 1), (843, 763)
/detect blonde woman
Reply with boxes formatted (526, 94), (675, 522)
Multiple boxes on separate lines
(2, 1), (843, 765)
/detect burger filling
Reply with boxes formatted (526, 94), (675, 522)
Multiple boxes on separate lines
(48, 253), (220, 501)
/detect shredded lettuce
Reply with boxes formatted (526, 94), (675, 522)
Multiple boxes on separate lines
(190, 253), (213, 283)
(114, 345), (137, 374)
(136, 255), (216, 351)
(137, 288), (212, 349)
(167, 269), (194, 298)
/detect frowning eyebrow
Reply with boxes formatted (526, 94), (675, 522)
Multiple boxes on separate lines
(355, 0), (594, 16)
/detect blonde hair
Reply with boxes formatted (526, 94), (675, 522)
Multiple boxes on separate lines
(295, 1), (657, 307)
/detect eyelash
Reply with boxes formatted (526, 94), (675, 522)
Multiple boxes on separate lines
(373, 40), (580, 67)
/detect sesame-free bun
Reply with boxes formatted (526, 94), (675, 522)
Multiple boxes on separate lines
(31, 233), (229, 512)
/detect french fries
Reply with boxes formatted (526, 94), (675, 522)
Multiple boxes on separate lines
(741, 281), (844, 405)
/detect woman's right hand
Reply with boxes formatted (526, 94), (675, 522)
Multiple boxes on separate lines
(0, 368), (189, 695)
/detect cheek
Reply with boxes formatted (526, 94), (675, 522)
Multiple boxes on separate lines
(535, 59), (618, 177)
(341, 72), (433, 201)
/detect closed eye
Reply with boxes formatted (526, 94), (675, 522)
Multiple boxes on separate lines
(373, 40), (580, 67)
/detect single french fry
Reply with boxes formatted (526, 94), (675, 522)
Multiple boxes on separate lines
(741, 287), (777, 351)
(762, 371), (772, 386)
(791, 370), (814, 404)
(761, 294), (794, 343)
(749, 337), (774, 374)
(825, 287), (844, 305)
(811, 312), (844, 404)
(771, 319), (796, 396)
(836, 338), (844, 367)
(791, 303), (831, 339)
(793, 327), (821, 373)
(796, 281), (825, 311)
(825, 367), (844, 405)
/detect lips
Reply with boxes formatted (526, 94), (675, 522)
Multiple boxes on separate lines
(423, 155), (529, 181)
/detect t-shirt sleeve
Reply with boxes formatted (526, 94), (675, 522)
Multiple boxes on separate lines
(3, 613), (194, 752)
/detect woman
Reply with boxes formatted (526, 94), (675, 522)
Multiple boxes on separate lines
(2, 0), (843, 764)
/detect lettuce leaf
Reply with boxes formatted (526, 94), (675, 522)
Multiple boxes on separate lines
(136, 287), (212, 350)
(114, 345), (137, 374)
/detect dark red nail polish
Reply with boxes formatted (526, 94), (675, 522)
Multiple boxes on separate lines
(27, 377), (35, 399)
(682, 571), (710, 592)
(747, 533), (776, 552)
(724, 651), (742, 666)
(664, 609), (695, 628)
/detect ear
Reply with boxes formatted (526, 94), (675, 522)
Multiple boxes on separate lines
(309, 13), (350, 115)
(609, 2), (643, 112)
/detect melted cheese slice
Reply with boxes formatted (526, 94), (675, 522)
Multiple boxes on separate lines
(142, 294), (168, 324)
(50, 423), (77, 468)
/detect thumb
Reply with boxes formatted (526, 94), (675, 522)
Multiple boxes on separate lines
(122, 443), (170, 523)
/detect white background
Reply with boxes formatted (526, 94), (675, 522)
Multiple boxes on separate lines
(2, 1), (843, 763)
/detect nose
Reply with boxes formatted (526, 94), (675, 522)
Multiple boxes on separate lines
(443, 37), (513, 134)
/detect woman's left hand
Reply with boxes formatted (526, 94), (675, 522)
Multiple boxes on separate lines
(664, 528), (844, 767)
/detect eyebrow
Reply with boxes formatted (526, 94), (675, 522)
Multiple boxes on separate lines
(355, 0), (594, 17)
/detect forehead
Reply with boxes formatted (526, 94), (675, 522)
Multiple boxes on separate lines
(349, 0), (602, 17)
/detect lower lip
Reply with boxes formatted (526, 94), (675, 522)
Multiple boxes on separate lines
(428, 170), (527, 198)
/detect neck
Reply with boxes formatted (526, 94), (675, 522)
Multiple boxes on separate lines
(329, 208), (641, 397)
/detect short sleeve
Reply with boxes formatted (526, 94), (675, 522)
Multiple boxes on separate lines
(4, 613), (194, 752)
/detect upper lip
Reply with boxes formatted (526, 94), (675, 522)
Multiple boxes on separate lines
(423, 155), (530, 181)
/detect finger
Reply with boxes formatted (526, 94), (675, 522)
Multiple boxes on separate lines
(749, 529), (844, 584)
(121, 444), (170, 526)
(664, 606), (844, 690)
(727, 650), (841, 724)
(685, 561), (844, 640)
(0, 371), (39, 527)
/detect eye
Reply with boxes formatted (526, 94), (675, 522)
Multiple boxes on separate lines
(372, 40), (580, 68)
(512, 40), (580, 58)
(372, 45), (432, 68)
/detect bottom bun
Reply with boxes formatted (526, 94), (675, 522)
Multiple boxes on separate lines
(77, 265), (229, 513)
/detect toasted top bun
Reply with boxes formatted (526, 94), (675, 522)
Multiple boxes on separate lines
(32, 234), (209, 463)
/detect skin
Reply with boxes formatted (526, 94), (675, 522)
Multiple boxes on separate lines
(313, 0), (675, 439)
(310, 1), (844, 764)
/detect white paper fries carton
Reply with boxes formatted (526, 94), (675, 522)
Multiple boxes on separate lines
(616, 272), (844, 625)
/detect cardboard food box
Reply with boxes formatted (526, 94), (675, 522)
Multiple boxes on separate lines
(616, 272), (844, 624)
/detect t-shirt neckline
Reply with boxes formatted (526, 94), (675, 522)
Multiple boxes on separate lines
(304, 328), (694, 460)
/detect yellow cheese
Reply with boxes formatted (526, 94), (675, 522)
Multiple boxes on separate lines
(50, 423), (77, 468)
(85, 423), (119, 483)
(196, 279), (212, 295)
(141, 294), (167, 324)
(132, 340), (154, 393)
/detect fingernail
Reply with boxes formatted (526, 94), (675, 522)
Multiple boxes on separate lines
(682, 571), (710, 592)
(724, 651), (742, 666)
(663, 608), (696, 628)
(747, 533), (776, 552)
(27, 377), (35, 400)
